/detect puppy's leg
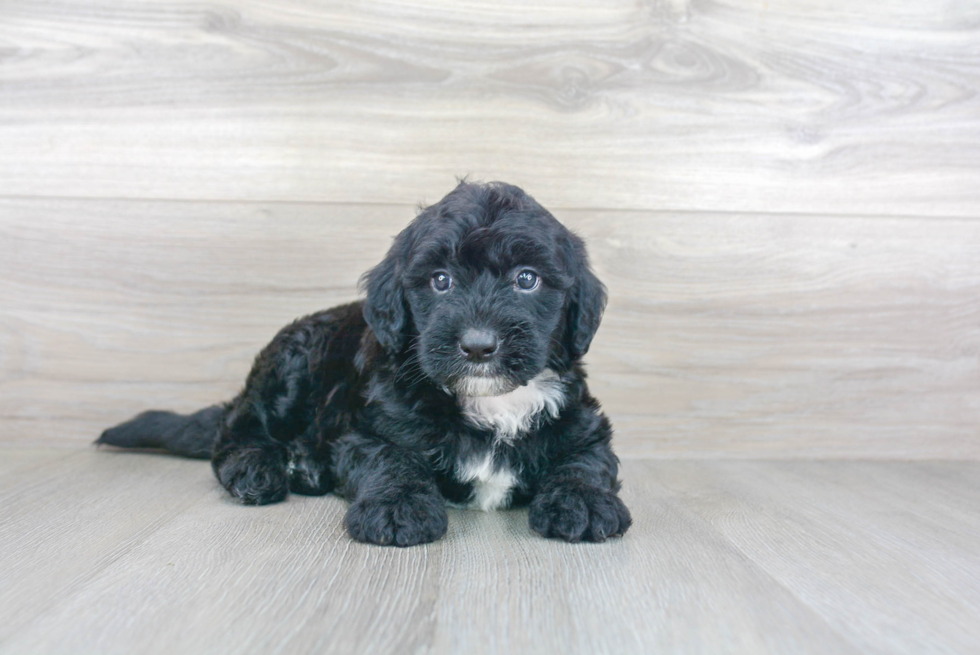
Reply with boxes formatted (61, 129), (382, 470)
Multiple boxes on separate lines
(285, 437), (335, 497)
(334, 433), (448, 547)
(210, 315), (334, 504)
(529, 441), (632, 543)
(211, 402), (290, 505)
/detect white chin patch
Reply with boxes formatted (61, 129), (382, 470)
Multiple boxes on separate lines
(458, 369), (565, 442)
(452, 376), (513, 397)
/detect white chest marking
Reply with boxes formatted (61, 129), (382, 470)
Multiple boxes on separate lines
(459, 369), (565, 442)
(457, 454), (517, 512)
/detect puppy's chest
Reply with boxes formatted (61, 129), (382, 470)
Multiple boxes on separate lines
(452, 453), (519, 512)
(450, 371), (565, 511)
(458, 370), (565, 443)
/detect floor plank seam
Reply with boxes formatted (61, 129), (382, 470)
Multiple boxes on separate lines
(3, 193), (978, 222)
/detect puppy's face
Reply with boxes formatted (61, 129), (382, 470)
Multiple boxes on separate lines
(403, 219), (567, 396)
(363, 182), (606, 397)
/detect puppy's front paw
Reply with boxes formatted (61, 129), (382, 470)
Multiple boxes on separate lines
(214, 447), (289, 506)
(529, 483), (631, 543)
(345, 492), (448, 547)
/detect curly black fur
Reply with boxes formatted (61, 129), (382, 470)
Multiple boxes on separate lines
(98, 181), (631, 546)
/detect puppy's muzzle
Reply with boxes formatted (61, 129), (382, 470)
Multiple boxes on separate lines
(458, 328), (499, 363)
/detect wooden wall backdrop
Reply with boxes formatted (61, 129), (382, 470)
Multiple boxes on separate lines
(1, 0), (978, 458)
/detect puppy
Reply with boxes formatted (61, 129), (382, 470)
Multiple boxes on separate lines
(98, 181), (631, 547)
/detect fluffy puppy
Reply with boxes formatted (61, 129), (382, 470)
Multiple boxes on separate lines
(98, 181), (631, 547)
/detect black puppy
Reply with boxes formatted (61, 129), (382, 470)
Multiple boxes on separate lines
(98, 181), (631, 547)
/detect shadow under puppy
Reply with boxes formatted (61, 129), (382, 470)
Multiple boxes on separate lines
(98, 181), (632, 547)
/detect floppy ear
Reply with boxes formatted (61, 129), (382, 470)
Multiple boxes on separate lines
(563, 236), (608, 359)
(361, 238), (409, 354)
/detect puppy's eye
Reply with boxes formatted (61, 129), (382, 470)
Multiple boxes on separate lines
(515, 270), (539, 291)
(431, 271), (453, 293)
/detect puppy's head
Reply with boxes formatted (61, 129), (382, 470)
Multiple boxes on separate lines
(362, 181), (605, 397)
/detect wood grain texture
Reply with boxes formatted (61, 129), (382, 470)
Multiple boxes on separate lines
(0, 449), (214, 642)
(2, 453), (979, 654)
(3, 2), (979, 651)
(2, 197), (978, 457)
(648, 460), (980, 654)
(1, 0), (979, 215)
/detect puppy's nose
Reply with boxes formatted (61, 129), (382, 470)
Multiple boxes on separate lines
(459, 329), (499, 362)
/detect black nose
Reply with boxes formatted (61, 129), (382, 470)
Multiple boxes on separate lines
(459, 329), (499, 362)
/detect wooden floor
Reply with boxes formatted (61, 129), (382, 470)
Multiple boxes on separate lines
(0, 448), (978, 654)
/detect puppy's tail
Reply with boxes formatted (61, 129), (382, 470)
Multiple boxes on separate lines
(95, 405), (225, 459)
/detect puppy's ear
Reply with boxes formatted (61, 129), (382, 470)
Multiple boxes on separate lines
(361, 237), (409, 353)
(563, 235), (608, 359)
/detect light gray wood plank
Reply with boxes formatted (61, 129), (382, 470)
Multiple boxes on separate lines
(1, 0), (979, 215)
(2, 198), (978, 457)
(647, 460), (980, 654)
(6, 456), (979, 654)
(579, 209), (980, 458)
(0, 456), (861, 655)
(427, 474), (859, 655)
(0, 449), (215, 642)
(0, 448), (75, 478)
